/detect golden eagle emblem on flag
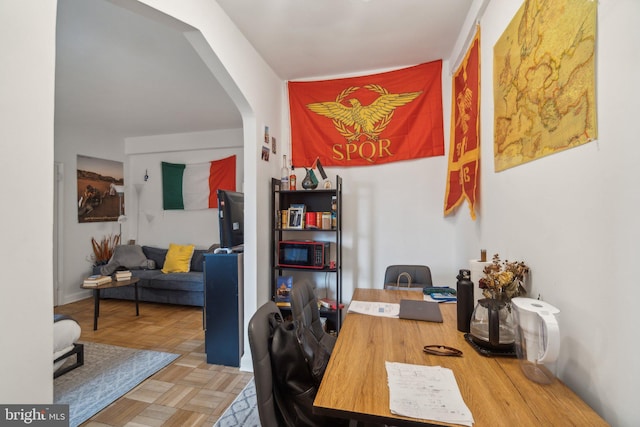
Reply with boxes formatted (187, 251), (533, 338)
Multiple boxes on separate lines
(307, 85), (421, 142)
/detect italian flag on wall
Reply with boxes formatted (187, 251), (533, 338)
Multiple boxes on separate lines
(162, 155), (236, 210)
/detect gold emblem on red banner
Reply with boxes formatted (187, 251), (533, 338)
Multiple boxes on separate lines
(444, 26), (480, 220)
(307, 85), (421, 142)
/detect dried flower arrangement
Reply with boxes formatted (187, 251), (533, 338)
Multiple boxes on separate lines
(479, 254), (529, 300)
(90, 234), (120, 266)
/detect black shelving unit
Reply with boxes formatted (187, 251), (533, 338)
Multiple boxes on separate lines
(270, 176), (343, 333)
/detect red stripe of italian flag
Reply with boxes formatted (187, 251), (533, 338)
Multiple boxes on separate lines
(162, 155), (236, 210)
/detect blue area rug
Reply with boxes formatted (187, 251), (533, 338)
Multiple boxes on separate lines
(213, 377), (260, 427)
(54, 342), (179, 427)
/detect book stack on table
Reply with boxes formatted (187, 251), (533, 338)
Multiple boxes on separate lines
(83, 275), (112, 286)
(115, 270), (132, 282)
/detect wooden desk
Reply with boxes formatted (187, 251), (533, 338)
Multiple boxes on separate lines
(81, 277), (140, 330)
(313, 289), (608, 426)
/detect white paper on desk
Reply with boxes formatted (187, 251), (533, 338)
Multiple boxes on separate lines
(385, 361), (474, 427)
(347, 300), (400, 317)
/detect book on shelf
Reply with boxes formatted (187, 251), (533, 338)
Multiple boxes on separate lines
(289, 203), (306, 211)
(319, 298), (344, 310)
(330, 195), (337, 228)
(83, 275), (112, 286)
(275, 275), (293, 306)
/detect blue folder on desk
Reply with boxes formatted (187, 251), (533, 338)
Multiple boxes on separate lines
(399, 299), (443, 323)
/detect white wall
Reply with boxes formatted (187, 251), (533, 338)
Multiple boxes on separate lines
(54, 128), (127, 304)
(278, 1), (639, 424)
(281, 64), (457, 304)
(0, 1), (57, 403)
(302, 154), (457, 301)
(450, 1), (640, 425)
(1, 0), (283, 402)
(102, 0), (285, 372)
(6, 0), (636, 423)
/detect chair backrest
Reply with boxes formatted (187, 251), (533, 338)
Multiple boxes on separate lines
(384, 264), (433, 290)
(247, 301), (284, 427)
(290, 280), (336, 351)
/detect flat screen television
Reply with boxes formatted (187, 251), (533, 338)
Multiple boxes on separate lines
(217, 189), (244, 251)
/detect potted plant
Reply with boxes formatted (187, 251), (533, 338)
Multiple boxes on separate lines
(478, 254), (530, 301)
(90, 233), (120, 267)
(469, 254), (530, 351)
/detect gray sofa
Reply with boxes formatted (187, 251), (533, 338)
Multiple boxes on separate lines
(97, 245), (211, 307)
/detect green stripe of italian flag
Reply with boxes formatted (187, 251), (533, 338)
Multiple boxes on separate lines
(162, 155), (236, 210)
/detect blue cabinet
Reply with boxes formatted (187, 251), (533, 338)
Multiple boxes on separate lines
(204, 253), (243, 367)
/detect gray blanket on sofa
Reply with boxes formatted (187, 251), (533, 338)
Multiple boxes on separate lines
(100, 244), (152, 275)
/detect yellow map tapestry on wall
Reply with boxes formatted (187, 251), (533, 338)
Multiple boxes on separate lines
(493, 0), (597, 171)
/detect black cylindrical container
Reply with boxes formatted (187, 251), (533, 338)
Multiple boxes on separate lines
(456, 269), (474, 333)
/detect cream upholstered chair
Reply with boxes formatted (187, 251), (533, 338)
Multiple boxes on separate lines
(53, 314), (83, 378)
(290, 280), (336, 352)
(383, 265), (432, 290)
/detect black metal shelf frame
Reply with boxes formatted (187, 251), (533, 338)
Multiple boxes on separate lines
(270, 176), (343, 332)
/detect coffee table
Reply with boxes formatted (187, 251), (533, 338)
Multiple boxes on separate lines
(81, 277), (140, 330)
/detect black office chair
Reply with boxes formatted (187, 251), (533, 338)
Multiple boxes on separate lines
(383, 265), (433, 290)
(290, 279), (337, 352)
(250, 299), (349, 427)
(248, 301), (285, 427)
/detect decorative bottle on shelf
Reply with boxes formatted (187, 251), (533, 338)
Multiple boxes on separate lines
(289, 164), (297, 190)
(301, 167), (318, 189)
(456, 269), (474, 333)
(280, 155), (290, 190)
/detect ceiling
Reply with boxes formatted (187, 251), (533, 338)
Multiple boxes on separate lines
(55, 0), (473, 139)
(216, 0), (473, 81)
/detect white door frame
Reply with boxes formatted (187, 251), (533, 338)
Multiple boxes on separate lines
(53, 162), (64, 306)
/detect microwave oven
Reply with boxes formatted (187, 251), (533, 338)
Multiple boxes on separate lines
(278, 240), (330, 269)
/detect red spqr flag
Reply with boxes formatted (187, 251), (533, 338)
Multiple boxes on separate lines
(288, 60), (445, 167)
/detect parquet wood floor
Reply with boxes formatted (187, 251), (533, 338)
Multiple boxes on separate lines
(54, 297), (252, 427)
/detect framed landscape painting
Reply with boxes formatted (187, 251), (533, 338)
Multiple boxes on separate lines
(77, 155), (124, 223)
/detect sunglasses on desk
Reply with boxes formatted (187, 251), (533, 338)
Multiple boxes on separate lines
(423, 345), (463, 357)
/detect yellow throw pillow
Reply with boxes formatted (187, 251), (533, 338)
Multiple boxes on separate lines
(161, 243), (195, 273)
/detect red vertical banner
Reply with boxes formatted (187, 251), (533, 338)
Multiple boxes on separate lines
(444, 27), (480, 220)
(288, 61), (444, 167)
